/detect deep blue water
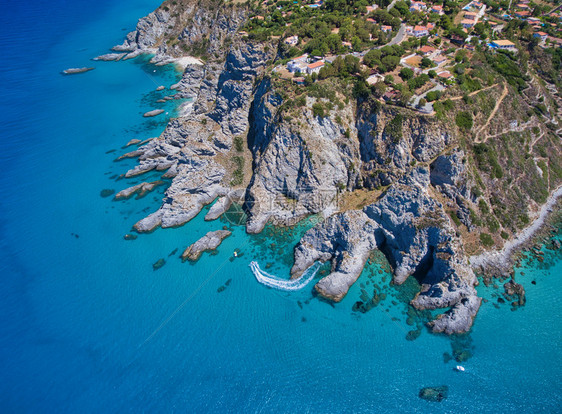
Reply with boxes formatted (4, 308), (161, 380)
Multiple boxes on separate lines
(1, 1), (561, 412)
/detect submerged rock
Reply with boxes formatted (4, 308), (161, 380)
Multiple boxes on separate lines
(153, 258), (165, 270)
(181, 230), (231, 262)
(504, 280), (526, 307)
(406, 329), (422, 341)
(100, 189), (115, 198)
(419, 386), (448, 402)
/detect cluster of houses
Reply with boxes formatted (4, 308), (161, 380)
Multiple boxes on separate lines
(268, 0), (559, 114)
(409, 1), (444, 15)
(507, 1), (562, 46)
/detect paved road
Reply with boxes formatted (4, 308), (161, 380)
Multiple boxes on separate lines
(387, 24), (406, 47)
(387, 0), (400, 11)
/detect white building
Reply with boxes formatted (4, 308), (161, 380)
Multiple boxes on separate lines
(306, 60), (325, 74)
(287, 54), (309, 73)
(284, 35), (299, 46)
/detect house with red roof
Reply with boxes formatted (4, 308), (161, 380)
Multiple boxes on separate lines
(413, 25), (429, 37)
(419, 45), (436, 55)
(514, 10), (530, 19)
(431, 5), (444, 15)
(533, 31), (548, 41)
(306, 60), (325, 75)
(409, 1), (427, 12)
(437, 71), (453, 79)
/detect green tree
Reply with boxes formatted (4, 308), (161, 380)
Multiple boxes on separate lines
(420, 57), (433, 68)
(380, 55), (400, 72)
(351, 36), (362, 51)
(363, 49), (382, 67)
(399, 67), (414, 80)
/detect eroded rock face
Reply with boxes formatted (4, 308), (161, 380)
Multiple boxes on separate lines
(114, 181), (164, 200)
(113, 3), (247, 65)
(357, 107), (453, 188)
(123, 40), (273, 233)
(291, 168), (480, 334)
(430, 151), (474, 229)
(245, 94), (360, 233)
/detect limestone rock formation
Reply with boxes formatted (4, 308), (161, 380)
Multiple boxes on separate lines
(182, 230), (232, 261)
(291, 168), (480, 333)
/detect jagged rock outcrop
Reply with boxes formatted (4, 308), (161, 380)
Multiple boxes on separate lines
(428, 295), (481, 334)
(357, 106), (453, 188)
(93, 53), (126, 61)
(430, 151), (474, 229)
(103, 0), (548, 338)
(119, 40), (274, 233)
(205, 189), (245, 221)
(182, 230), (232, 261)
(113, 1), (247, 65)
(291, 168), (480, 333)
(245, 93), (360, 233)
(114, 181), (163, 200)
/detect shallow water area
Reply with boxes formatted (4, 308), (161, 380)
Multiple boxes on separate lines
(0, 1), (561, 412)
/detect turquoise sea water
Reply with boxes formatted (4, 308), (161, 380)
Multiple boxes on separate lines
(1, 1), (561, 412)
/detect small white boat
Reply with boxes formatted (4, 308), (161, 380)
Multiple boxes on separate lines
(455, 365), (465, 372)
(233, 251), (238, 257)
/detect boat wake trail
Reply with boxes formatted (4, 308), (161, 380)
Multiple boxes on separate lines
(249, 261), (321, 291)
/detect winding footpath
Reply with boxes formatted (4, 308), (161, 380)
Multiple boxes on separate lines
(475, 83), (508, 143)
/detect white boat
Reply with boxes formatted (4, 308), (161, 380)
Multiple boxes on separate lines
(233, 251), (238, 257)
(455, 365), (465, 372)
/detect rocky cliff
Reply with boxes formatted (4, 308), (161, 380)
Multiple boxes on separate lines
(109, 0), (561, 335)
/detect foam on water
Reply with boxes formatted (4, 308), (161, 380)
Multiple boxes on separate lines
(250, 261), (320, 291)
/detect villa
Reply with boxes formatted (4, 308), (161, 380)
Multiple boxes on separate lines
(287, 54), (309, 73)
(533, 32), (548, 41)
(490, 39), (517, 51)
(413, 25), (429, 37)
(431, 5), (444, 15)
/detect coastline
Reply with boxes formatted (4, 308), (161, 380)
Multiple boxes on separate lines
(470, 185), (562, 275)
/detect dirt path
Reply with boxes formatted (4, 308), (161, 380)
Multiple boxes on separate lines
(475, 83), (508, 143)
(448, 83), (500, 101)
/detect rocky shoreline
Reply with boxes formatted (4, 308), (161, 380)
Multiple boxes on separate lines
(470, 186), (562, 277)
(102, 0), (561, 336)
